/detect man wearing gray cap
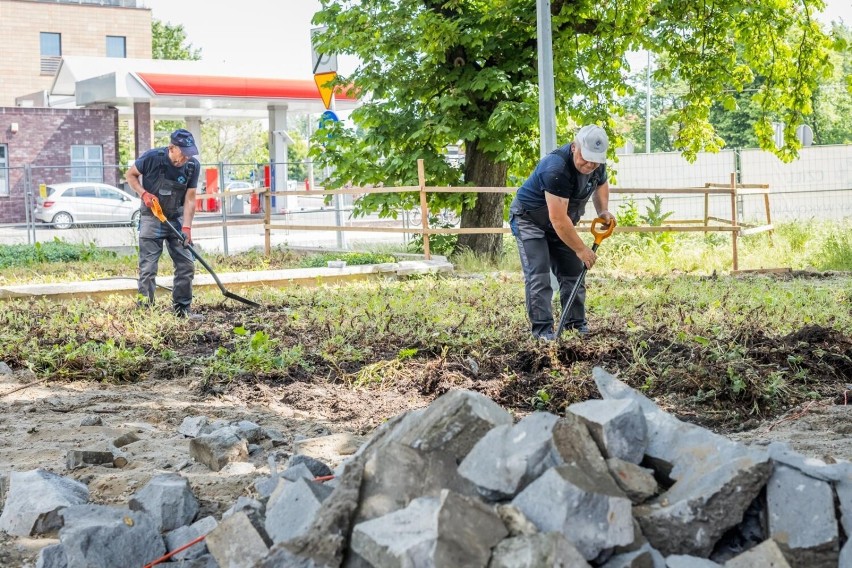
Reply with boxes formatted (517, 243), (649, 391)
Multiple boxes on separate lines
(126, 129), (202, 320)
(509, 125), (615, 340)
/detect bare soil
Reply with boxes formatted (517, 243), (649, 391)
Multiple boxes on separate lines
(0, 321), (850, 566)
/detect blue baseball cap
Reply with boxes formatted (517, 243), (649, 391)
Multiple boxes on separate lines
(170, 129), (199, 157)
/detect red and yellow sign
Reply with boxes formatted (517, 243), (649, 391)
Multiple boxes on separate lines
(313, 71), (337, 110)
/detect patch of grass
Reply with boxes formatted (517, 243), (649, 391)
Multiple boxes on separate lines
(298, 251), (398, 268)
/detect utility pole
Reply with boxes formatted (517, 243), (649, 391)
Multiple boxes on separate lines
(537, 0), (557, 157)
(645, 51), (652, 153)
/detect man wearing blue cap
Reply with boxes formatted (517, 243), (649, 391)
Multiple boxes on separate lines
(126, 129), (202, 319)
(509, 125), (616, 339)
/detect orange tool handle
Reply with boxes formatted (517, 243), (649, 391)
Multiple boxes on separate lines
(150, 198), (167, 223)
(590, 217), (616, 245)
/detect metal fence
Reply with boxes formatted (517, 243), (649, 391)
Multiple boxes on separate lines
(1, 146), (850, 254)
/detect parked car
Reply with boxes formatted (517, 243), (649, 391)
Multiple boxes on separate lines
(35, 182), (141, 229)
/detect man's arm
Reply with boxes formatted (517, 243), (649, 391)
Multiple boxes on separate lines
(545, 191), (597, 269)
(182, 187), (197, 227)
(592, 181), (615, 225)
(126, 164), (145, 198)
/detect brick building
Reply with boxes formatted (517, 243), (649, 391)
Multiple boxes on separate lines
(0, 0), (151, 107)
(0, 107), (118, 224)
(0, 0), (149, 223)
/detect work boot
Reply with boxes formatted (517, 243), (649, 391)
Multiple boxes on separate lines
(568, 323), (590, 337)
(535, 331), (557, 342)
(174, 308), (204, 322)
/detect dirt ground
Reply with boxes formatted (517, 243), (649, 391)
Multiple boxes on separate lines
(0, 366), (850, 566)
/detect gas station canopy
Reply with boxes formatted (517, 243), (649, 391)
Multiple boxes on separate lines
(50, 56), (359, 119)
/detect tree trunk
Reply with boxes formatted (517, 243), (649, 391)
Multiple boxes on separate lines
(457, 139), (508, 259)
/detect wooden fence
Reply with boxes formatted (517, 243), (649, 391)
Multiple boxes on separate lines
(194, 161), (772, 271)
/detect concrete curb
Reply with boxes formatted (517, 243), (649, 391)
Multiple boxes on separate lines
(0, 258), (454, 301)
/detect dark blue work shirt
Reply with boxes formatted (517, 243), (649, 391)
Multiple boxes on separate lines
(134, 147), (200, 193)
(515, 143), (607, 213)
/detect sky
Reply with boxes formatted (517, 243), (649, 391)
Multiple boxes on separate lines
(142, 0), (851, 80)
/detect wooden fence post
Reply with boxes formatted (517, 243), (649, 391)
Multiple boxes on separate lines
(417, 159), (431, 259)
(264, 189), (272, 256)
(730, 173), (739, 271)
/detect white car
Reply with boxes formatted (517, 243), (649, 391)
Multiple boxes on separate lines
(35, 182), (141, 229)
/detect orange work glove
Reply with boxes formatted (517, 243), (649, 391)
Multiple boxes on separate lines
(181, 226), (192, 246)
(141, 191), (156, 209)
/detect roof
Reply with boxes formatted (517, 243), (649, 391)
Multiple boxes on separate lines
(50, 56), (359, 119)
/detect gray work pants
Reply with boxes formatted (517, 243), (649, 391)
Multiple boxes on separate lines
(137, 215), (194, 313)
(510, 205), (586, 338)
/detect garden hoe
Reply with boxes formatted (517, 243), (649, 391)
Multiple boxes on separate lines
(149, 198), (261, 308)
(555, 216), (616, 338)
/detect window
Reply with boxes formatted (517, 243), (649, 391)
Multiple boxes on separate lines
(99, 187), (124, 200)
(106, 36), (126, 58)
(40, 32), (62, 75)
(0, 145), (7, 197)
(72, 186), (98, 199)
(70, 146), (103, 183)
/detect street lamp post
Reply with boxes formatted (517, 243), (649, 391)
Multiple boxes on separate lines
(537, 0), (557, 157)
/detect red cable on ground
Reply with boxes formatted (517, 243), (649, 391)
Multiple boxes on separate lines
(143, 534), (206, 568)
(313, 475), (335, 482)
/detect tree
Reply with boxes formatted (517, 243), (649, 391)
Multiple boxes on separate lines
(312, 0), (836, 257)
(152, 19), (201, 61)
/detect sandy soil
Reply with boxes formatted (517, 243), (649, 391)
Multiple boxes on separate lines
(0, 369), (849, 566)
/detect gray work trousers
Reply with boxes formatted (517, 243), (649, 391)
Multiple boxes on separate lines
(510, 205), (586, 339)
(137, 215), (194, 312)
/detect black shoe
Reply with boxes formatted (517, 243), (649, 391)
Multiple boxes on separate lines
(175, 309), (204, 322)
(569, 323), (590, 336)
(535, 331), (557, 341)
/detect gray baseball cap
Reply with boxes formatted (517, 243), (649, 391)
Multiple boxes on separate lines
(576, 125), (608, 163)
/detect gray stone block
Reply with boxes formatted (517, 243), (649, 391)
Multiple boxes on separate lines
(396, 389), (512, 461)
(235, 420), (264, 443)
(171, 554), (219, 568)
(489, 532), (590, 567)
(264, 428), (288, 447)
(766, 464), (838, 567)
(600, 548), (654, 568)
(113, 431), (141, 448)
(836, 478), (852, 536)
(352, 489), (507, 568)
(458, 412), (560, 501)
(593, 367), (773, 557)
(282, 462), (316, 482)
(551, 412), (625, 497)
(606, 457), (659, 504)
(36, 543), (68, 568)
(164, 515), (217, 561)
(766, 441), (852, 483)
(839, 539), (851, 568)
(568, 398), (648, 464)
(512, 464), (634, 560)
(66, 450), (114, 470)
(265, 476), (333, 544)
(495, 504), (538, 537)
(666, 554), (721, 567)
(59, 504), (165, 568)
(634, 454), (771, 557)
(287, 454), (333, 478)
(189, 426), (249, 472)
(0, 469), (89, 536)
(79, 415), (102, 427)
(222, 496), (265, 520)
(205, 511), (269, 568)
(354, 442), (477, 524)
(724, 539), (791, 567)
(179, 416), (210, 438)
(129, 473), (199, 532)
